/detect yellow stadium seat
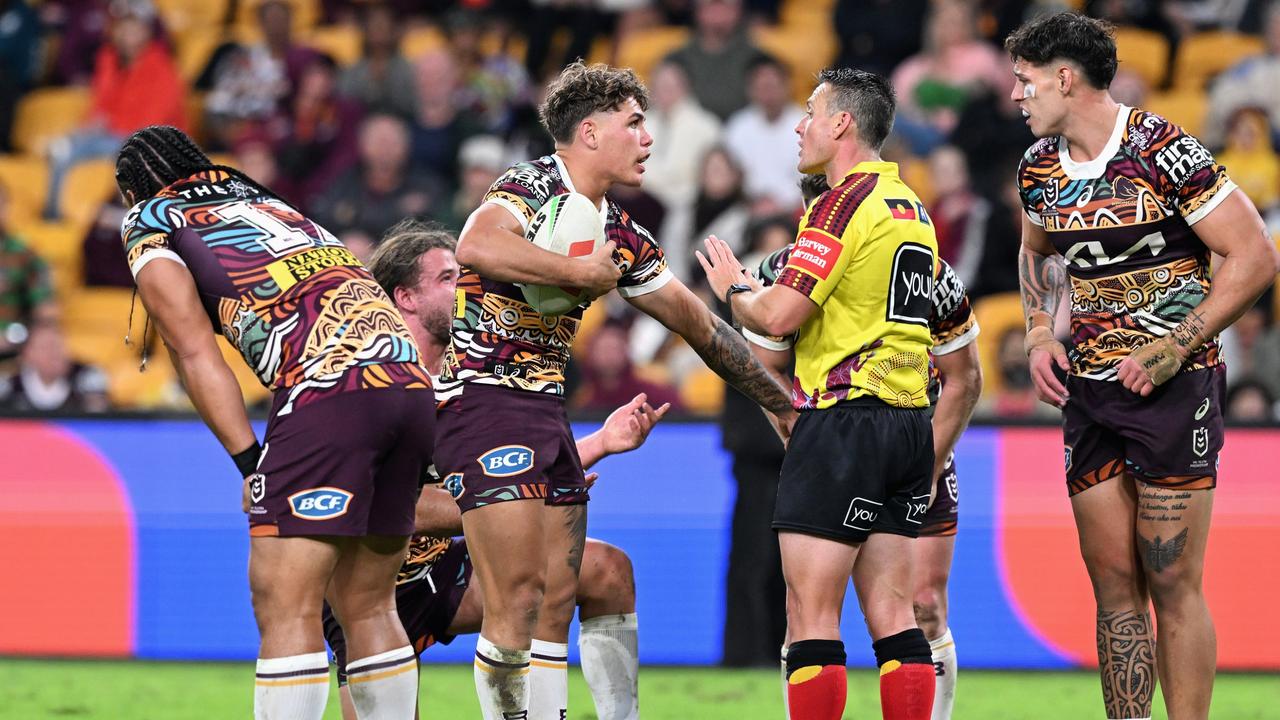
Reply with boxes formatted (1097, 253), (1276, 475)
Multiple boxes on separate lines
(1146, 89), (1208, 138)
(971, 292), (1025, 398)
(63, 287), (136, 338)
(678, 367), (724, 416)
(66, 329), (136, 369)
(155, 0), (231, 38)
(306, 24), (362, 66)
(1174, 31), (1266, 90)
(402, 26), (447, 59)
(12, 87), (92, 154)
(0, 154), (50, 226)
(1113, 26), (1168, 89)
(175, 29), (226, 82)
(779, 0), (836, 29)
(615, 26), (691, 84)
(15, 220), (81, 296)
(107, 352), (182, 410)
(58, 159), (117, 229)
(752, 24), (838, 104)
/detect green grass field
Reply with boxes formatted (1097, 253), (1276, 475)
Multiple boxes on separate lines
(1, 659), (1277, 719)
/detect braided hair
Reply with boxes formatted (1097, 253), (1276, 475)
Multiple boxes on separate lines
(114, 125), (290, 207)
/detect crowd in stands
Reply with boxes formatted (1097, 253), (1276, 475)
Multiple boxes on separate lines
(0, 0), (1278, 422)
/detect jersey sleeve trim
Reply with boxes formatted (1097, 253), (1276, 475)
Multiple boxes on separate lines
(743, 327), (793, 351)
(1183, 179), (1238, 226)
(933, 322), (979, 356)
(616, 267), (674, 298)
(130, 248), (187, 277)
(482, 198), (532, 233)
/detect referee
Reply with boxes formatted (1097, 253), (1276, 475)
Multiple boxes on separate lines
(699, 68), (938, 720)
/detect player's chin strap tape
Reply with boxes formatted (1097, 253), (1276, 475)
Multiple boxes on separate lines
(232, 441), (263, 477)
(871, 629), (933, 667)
(785, 639), (846, 678)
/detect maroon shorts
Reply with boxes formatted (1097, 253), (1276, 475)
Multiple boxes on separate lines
(1062, 366), (1225, 496)
(918, 453), (958, 537)
(247, 386), (435, 537)
(323, 538), (472, 683)
(434, 384), (588, 513)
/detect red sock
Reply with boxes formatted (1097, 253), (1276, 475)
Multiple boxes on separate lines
(786, 664), (846, 720)
(878, 660), (935, 720)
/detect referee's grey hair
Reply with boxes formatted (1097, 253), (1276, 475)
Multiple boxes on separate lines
(816, 68), (896, 152)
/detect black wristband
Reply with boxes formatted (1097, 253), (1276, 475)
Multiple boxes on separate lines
(231, 441), (262, 477)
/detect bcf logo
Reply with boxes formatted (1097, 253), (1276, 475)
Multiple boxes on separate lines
(843, 497), (883, 531)
(288, 487), (353, 520)
(478, 445), (536, 478)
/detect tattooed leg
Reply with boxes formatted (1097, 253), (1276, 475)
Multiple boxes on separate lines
(1097, 609), (1156, 719)
(536, 503), (589, 642)
(1137, 482), (1216, 720)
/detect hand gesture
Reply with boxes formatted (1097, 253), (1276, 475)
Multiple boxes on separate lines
(1024, 326), (1070, 408)
(696, 235), (758, 303)
(575, 240), (622, 300)
(1116, 336), (1183, 397)
(601, 393), (671, 455)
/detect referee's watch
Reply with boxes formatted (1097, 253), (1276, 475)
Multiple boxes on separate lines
(723, 283), (753, 304)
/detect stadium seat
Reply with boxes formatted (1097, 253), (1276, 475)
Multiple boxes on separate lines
(1146, 89), (1208, 138)
(615, 27), (691, 83)
(1113, 27), (1168, 89)
(752, 24), (838, 104)
(58, 159), (117, 229)
(779, 0), (836, 29)
(1174, 31), (1266, 90)
(15, 220), (81, 295)
(971, 291), (1025, 398)
(154, 0), (231, 38)
(175, 28), (226, 83)
(678, 367), (725, 416)
(11, 87), (92, 154)
(63, 287), (136, 337)
(402, 25), (447, 59)
(0, 154), (50, 226)
(106, 352), (181, 410)
(306, 24), (362, 66)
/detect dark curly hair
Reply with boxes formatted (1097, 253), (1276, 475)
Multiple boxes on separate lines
(816, 68), (896, 151)
(538, 61), (650, 144)
(1004, 12), (1118, 90)
(367, 218), (457, 298)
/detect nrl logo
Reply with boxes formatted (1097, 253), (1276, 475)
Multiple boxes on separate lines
(1192, 427), (1209, 458)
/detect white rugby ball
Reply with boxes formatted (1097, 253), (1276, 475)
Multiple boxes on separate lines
(519, 192), (607, 316)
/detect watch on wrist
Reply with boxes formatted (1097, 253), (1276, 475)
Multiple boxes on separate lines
(724, 282), (753, 304)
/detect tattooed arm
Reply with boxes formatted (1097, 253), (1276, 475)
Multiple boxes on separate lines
(626, 278), (794, 416)
(1018, 214), (1071, 407)
(1118, 190), (1280, 395)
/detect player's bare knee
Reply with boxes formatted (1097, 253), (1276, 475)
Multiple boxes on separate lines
(912, 588), (945, 635)
(1144, 559), (1204, 610)
(579, 541), (635, 609)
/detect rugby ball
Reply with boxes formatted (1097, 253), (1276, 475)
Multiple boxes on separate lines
(519, 192), (607, 316)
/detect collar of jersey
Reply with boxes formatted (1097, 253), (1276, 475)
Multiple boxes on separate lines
(550, 153), (609, 219)
(1058, 104), (1129, 181)
(840, 160), (898, 181)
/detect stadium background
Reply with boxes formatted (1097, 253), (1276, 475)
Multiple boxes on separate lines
(1, 0), (1279, 711)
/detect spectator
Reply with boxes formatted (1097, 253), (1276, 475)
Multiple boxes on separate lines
(43, 0), (185, 219)
(663, 0), (768, 121)
(336, 2), (419, 120)
(1204, 1), (1280, 148)
(0, 183), (57, 356)
(947, 86), (1035, 198)
(410, 49), (481, 188)
(80, 198), (132, 287)
(232, 127), (299, 205)
(890, 0), (1008, 154)
(203, 0), (319, 150)
(664, 146), (751, 281)
(834, 0), (928, 77)
(1216, 108), (1279, 213)
(927, 144), (989, 283)
(978, 326), (1060, 420)
(642, 60), (722, 212)
(448, 10), (533, 135)
(268, 54), (362, 212)
(571, 321), (682, 413)
(314, 113), (446, 260)
(0, 0), (41, 153)
(724, 55), (805, 210)
(1225, 378), (1277, 422)
(964, 176), (1025, 300)
(45, 0), (113, 86)
(0, 322), (108, 412)
(1219, 292), (1280, 392)
(435, 134), (507, 233)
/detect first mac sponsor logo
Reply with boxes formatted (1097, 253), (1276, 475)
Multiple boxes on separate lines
(478, 445), (536, 478)
(288, 487), (354, 520)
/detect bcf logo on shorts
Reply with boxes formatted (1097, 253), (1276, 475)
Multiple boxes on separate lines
(843, 497), (883, 531)
(288, 487), (353, 520)
(478, 445), (535, 478)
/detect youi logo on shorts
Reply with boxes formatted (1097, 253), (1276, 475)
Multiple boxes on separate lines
(478, 445), (536, 478)
(843, 497), (883, 531)
(288, 487), (353, 520)
(905, 494), (931, 525)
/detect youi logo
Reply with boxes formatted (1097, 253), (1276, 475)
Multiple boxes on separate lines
(478, 445), (536, 478)
(288, 487), (353, 520)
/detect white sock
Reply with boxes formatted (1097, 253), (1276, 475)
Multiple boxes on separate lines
(529, 638), (569, 720)
(930, 629), (957, 720)
(347, 645), (418, 719)
(254, 651), (330, 720)
(578, 613), (639, 720)
(475, 634), (531, 720)
(780, 645), (791, 720)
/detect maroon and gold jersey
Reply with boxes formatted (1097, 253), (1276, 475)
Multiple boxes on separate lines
(439, 154), (671, 401)
(122, 170), (431, 415)
(1017, 106), (1237, 381)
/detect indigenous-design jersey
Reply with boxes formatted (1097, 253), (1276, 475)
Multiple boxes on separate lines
(752, 161), (937, 410)
(439, 154), (671, 401)
(1017, 106), (1237, 381)
(751, 253), (977, 405)
(122, 169), (431, 415)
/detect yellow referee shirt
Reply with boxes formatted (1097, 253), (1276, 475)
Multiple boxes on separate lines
(775, 161), (937, 410)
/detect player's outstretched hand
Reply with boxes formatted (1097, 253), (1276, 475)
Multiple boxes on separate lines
(1024, 326), (1070, 408)
(696, 235), (757, 302)
(601, 392), (671, 454)
(1116, 336), (1183, 397)
(576, 240), (622, 299)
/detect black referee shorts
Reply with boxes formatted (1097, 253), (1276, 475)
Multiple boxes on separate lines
(773, 398), (934, 544)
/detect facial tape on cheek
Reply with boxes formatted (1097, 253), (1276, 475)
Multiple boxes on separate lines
(1024, 83), (1037, 98)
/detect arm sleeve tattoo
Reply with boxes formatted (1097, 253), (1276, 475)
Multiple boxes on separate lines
(1018, 245), (1067, 330)
(694, 316), (793, 414)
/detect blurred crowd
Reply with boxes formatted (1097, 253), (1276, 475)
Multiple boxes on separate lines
(0, 0), (1278, 422)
